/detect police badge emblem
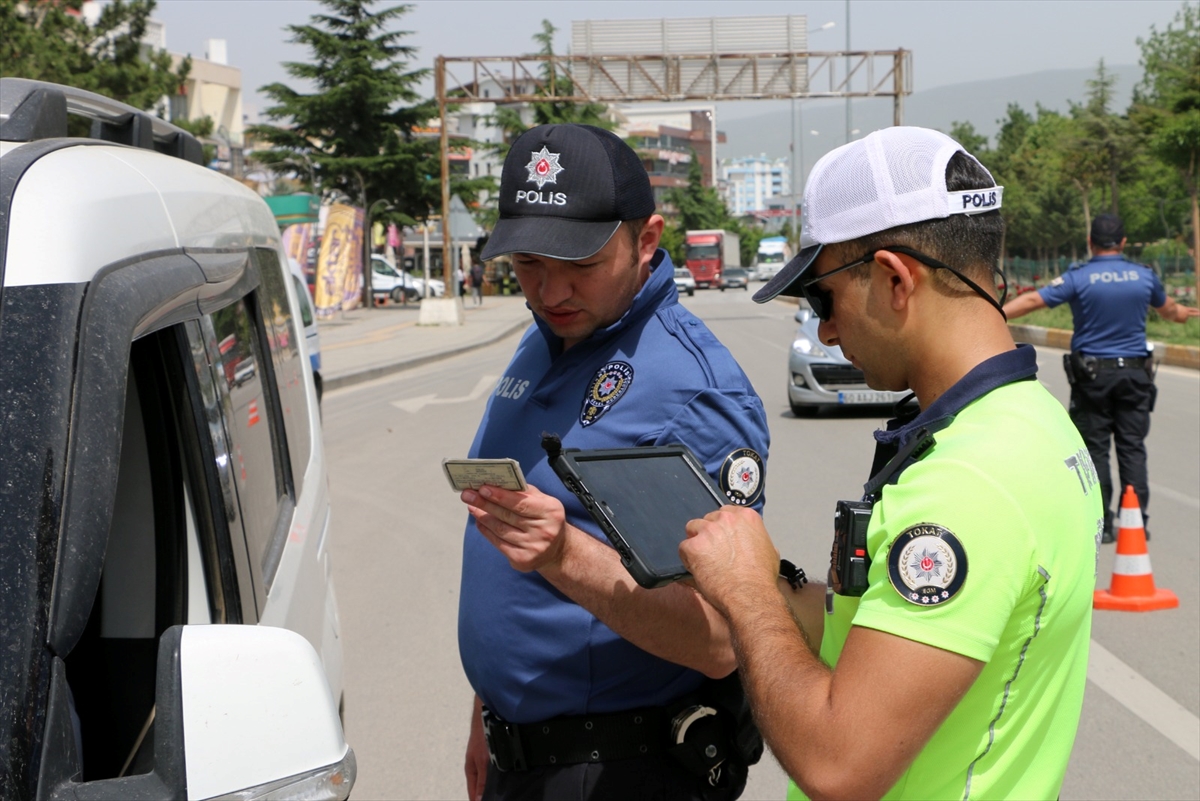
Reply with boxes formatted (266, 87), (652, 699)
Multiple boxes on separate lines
(887, 523), (968, 606)
(525, 146), (564, 189)
(719, 448), (763, 506)
(580, 362), (633, 427)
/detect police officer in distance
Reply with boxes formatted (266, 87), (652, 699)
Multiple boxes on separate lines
(679, 127), (1100, 800)
(1004, 213), (1199, 541)
(456, 123), (770, 801)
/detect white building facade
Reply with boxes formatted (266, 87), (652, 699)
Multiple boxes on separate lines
(721, 155), (791, 216)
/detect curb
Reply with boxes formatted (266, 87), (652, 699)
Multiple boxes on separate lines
(322, 318), (530, 393)
(1008, 325), (1200, 371)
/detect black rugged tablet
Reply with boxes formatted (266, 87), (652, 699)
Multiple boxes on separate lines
(542, 436), (724, 589)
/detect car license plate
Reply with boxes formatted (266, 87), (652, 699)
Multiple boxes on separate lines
(838, 390), (891, 405)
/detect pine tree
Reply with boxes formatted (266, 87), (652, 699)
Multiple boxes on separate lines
(249, 0), (486, 221)
(662, 153), (765, 266)
(0, 0), (188, 113)
(1069, 60), (1140, 217)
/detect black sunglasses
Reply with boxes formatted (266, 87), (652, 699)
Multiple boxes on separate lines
(799, 245), (1008, 322)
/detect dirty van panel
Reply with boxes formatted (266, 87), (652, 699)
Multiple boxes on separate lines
(0, 283), (85, 798)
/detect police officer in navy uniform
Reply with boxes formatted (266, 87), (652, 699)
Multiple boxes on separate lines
(1004, 213), (1199, 540)
(456, 124), (769, 801)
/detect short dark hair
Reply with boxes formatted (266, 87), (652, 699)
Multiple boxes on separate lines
(830, 152), (1005, 291)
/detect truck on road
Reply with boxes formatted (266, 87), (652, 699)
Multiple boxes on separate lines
(754, 236), (793, 281)
(685, 229), (740, 289)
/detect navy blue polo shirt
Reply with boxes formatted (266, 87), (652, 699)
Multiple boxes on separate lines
(1038, 254), (1167, 358)
(457, 250), (770, 724)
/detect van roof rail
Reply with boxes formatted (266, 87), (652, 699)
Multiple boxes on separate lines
(0, 77), (204, 165)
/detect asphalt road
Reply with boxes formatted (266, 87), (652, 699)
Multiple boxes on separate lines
(325, 287), (1199, 800)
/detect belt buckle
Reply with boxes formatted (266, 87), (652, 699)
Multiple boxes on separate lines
(482, 707), (528, 772)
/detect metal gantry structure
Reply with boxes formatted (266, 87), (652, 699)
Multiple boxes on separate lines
(434, 49), (912, 288)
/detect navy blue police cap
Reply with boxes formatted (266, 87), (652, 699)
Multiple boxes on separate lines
(480, 124), (655, 262)
(1090, 214), (1125, 249)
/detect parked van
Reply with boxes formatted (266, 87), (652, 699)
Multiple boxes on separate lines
(0, 79), (352, 799)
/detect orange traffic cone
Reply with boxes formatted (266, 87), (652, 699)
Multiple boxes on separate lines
(1094, 486), (1178, 612)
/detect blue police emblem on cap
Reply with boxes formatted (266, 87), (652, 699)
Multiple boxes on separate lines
(887, 524), (967, 606)
(719, 448), (763, 506)
(581, 361), (633, 427)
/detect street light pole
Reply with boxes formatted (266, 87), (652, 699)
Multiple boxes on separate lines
(790, 94), (798, 247)
(845, 0), (852, 143)
(791, 21), (836, 243)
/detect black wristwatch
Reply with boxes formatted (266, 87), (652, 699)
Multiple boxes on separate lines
(779, 559), (808, 590)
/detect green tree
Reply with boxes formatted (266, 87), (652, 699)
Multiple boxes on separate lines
(0, 0), (188, 112)
(249, 0), (487, 221)
(489, 19), (613, 155)
(1134, 0), (1200, 298)
(1069, 60), (1141, 218)
(660, 153), (766, 268)
(668, 154), (732, 231)
(737, 224), (766, 269)
(966, 104), (1085, 272)
(949, 121), (989, 154)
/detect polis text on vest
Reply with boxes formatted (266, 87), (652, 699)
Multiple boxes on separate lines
(1089, 271), (1140, 284)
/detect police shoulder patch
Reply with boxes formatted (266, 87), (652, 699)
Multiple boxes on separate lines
(719, 448), (763, 506)
(580, 361), (633, 427)
(887, 523), (967, 606)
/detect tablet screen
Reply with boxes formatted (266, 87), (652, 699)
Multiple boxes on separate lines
(571, 452), (722, 576)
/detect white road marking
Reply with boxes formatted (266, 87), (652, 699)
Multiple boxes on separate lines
(391, 374), (497, 413)
(1150, 482), (1200, 510)
(1088, 639), (1200, 761)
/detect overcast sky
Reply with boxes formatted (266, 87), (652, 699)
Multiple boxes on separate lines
(154, 0), (1186, 122)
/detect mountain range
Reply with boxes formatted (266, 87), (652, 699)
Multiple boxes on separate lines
(715, 64), (1142, 174)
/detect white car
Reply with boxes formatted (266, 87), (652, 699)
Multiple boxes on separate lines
(288, 256), (324, 402)
(0, 79), (352, 799)
(673, 267), (696, 297)
(372, 255), (445, 301)
(788, 306), (911, 415)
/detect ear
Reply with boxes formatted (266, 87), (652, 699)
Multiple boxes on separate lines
(641, 215), (665, 264)
(872, 249), (918, 311)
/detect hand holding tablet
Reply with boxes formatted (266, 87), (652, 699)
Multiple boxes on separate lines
(542, 438), (725, 589)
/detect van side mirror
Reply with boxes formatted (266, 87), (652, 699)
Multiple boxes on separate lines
(38, 626), (354, 800)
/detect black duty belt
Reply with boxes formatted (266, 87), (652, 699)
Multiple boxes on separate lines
(482, 705), (668, 771)
(1088, 356), (1148, 369)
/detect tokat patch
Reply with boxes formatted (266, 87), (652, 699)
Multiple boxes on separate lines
(887, 523), (968, 606)
(719, 448), (763, 506)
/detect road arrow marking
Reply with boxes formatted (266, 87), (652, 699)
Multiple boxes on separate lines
(391, 375), (498, 414)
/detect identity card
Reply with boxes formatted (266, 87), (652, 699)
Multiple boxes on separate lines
(443, 458), (528, 492)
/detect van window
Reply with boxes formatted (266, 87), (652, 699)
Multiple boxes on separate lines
(208, 297), (290, 590)
(66, 327), (233, 780)
(293, 275), (314, 328)
(255, 248), (312, 488)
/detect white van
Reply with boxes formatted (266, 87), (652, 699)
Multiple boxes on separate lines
(0, 79), (352, 799)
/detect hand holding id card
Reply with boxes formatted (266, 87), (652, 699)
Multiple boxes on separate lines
(443, 458), (528, 492)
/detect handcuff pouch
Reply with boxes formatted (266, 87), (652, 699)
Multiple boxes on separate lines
(666, 672), (761, 787)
